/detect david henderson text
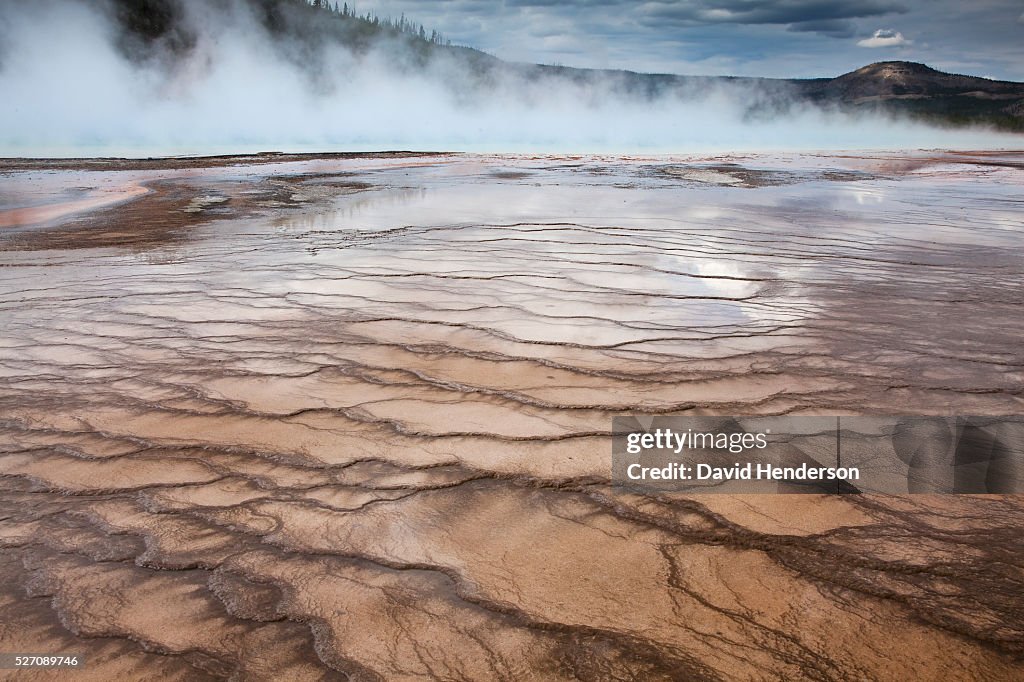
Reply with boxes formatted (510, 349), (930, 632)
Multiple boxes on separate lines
(626, 463), (860, 481)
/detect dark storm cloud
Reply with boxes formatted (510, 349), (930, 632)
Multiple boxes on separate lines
(786, 20), (856, 39)
(638, 0), (904, 29)
(499, 0), (903, 35)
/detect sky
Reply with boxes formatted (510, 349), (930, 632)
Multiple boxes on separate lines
(349, 0), (1024, 80)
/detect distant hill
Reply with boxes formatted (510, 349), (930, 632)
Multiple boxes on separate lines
(803, 61), (1024, 100)
(795, 62), (1024, 130)
(107, 0), (1024, 132)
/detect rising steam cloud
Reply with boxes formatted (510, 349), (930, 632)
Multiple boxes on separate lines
(0, 0), (1016, 156)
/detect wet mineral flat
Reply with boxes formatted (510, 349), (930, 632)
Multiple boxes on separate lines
(1, 151), (1022, 680)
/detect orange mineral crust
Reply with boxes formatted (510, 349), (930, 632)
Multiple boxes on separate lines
(1, 151), (1022, 680)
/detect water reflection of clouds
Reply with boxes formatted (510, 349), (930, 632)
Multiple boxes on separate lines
(845, 185), (887, 205)
(273, 187), (428, 233)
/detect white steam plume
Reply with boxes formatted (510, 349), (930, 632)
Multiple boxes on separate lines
(0, 0), (1017, 157)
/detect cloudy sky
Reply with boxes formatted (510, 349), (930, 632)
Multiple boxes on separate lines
(350, 0), (1024, 80)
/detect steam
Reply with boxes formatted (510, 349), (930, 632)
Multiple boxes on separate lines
(0, 0), (1016, 156)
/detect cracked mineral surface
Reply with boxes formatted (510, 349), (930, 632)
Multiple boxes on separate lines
(1, 151), (1022, 680)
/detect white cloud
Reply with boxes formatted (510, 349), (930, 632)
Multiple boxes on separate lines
(857, 29), (911, 47)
